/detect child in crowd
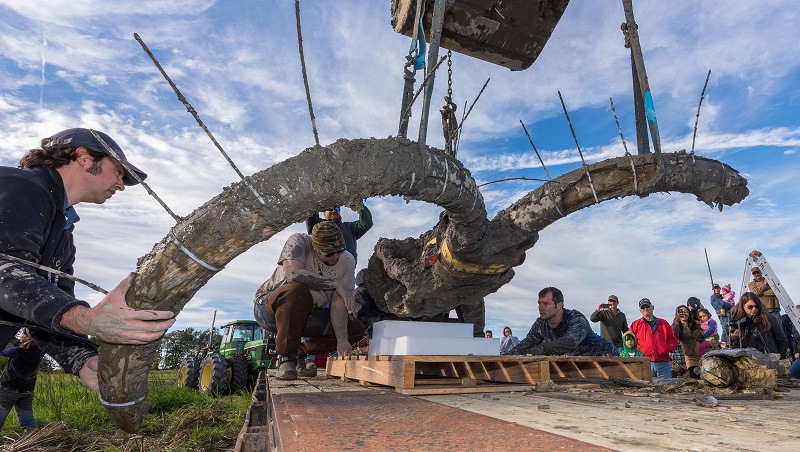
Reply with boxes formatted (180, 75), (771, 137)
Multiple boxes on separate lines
(620, 331), (646, 357)
(721, 284), (736, 310)
(698, 308), (719, 354)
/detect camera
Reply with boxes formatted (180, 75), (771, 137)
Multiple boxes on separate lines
(600, 303), (610, 309)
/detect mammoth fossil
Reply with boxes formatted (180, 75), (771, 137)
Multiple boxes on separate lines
(97, 137), (748, 432)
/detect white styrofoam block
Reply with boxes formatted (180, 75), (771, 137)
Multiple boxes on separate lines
(371, 320), (473, 340)
(368, 335), (501, 356)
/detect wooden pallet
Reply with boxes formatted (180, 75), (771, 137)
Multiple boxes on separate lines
(326, 355), (651, 395)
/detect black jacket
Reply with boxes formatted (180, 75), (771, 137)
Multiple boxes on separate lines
(732, 314), (789, 359)
(0, 166), (96, 374)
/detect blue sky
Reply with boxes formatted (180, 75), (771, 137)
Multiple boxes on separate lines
(1, 1), (798, 337)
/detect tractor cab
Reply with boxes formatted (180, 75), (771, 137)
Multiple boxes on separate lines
(180, 319), (276, 396)
(219, 320), (263, 355)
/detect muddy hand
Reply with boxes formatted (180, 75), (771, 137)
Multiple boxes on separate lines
(337, 339), (353, 357)
(62, 274), (175, 344)
(78, 355), (99, 391)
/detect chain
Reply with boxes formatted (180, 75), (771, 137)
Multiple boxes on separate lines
(447, 50), (453, 99)
(440, 50), (458, 158)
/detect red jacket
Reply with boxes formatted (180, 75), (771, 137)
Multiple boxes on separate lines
(629, 317), (678, 362)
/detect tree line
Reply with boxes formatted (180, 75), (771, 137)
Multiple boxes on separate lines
(2, 327), (220, 372)
(156, 327), (223, 370)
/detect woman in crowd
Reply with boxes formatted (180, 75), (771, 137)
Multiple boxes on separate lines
(499, 326), (520, 354)
(729, 292), (788, 358)
(672, 305), (704, 378)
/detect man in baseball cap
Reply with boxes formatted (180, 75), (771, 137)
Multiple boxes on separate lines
(253, 221), (365, 380)
(748, 266), (781, 323)
(48, 128), (147, 185)
(590, 294), (629, 351)
(0, 128), (174, 393)
(628, 298), (678, 378)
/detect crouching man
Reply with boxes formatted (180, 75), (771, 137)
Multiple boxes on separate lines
(505, 286), (617, 357)
(253, 221), (365, 380)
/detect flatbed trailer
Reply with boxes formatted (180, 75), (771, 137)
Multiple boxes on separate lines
(235, 356), (800, 451)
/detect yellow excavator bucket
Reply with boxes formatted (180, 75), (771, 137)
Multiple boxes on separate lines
(391, 0), (570, 71)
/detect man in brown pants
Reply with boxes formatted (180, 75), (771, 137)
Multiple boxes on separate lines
(253, 221), (364, 380)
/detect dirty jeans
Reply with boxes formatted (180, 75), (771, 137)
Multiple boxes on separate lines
(0, 390), (36, 429)
(650, 360), (672, 378)
(254, 283), (365, 356)
(789, 358), (800, 379)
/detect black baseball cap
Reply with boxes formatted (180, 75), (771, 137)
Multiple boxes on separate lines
(49, 128), (147, 186)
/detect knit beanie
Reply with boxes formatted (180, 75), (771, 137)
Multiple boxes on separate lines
(721, 284), (731, 294)
(311, 221), (346, 256)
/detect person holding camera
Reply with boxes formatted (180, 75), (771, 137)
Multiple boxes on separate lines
(728, 292), (788, 358)
(672, 305), (704, 379)
(590, 295), (628, 352)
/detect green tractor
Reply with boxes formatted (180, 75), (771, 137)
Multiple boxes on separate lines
(179, 319), (276, 396)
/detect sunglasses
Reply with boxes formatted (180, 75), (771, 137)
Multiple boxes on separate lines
(321, 248), (345, 257)
(324, 207), (341, 212)
(608, 300), (618, 303)
(744, 304), (758, 310)
(640, 304), (652, 309)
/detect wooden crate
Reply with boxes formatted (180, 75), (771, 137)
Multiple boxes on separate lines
(326, 355), (650, 395)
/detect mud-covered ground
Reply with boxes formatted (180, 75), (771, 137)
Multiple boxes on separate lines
(423, 379), (800, 452)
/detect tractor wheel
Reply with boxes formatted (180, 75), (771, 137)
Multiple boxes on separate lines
(178, 357), (200, 389)
(226, 353), (250, 394)
(199, 353), (229, 396)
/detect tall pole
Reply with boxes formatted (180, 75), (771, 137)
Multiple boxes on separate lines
(630, 52), (650, 154)
(621, 0), (663, 172)
(207, 310), (217, 350)
(418, 0), (450, 150)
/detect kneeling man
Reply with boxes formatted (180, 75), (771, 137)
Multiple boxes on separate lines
(505, 287), (617, 356)
(254, 222), (364, 380)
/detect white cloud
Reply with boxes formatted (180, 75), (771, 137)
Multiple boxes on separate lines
(2, 0), (799, 334)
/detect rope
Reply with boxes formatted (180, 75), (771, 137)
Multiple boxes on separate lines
(294, 0), (320, 147)
(519, 119), (552, 180)
(453, 77), (490, 157)
(172, 239), (221, 272)
(608, 97), (639, 195)
(478, 176), (549, 187)
(558, 91), (598, 203)
(397, 54), (417, 137)
(401, 55), (447, 126)
(692, 69), (712, 154)
(98, 394), (147, 408)
(88, 129), (183, 222)
(133, 34), (265, 206)
(410, 0), (425, 70)
(0, 252), (108, 294)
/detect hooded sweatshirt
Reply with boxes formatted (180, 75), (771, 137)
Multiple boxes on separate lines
(620, 331), (646, 357)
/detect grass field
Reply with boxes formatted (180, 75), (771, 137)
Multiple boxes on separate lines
(0, 369), (251, 451)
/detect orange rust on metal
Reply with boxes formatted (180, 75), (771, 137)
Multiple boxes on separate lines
(271, 390), (612, 451)
(234, 371), (271, 452)
(391, 0), (570, 71)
